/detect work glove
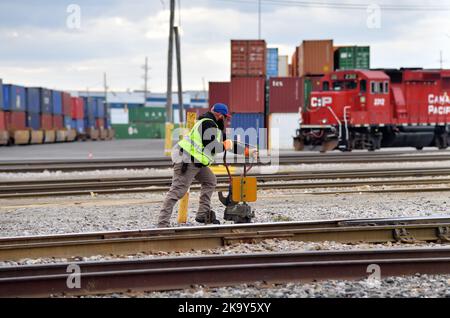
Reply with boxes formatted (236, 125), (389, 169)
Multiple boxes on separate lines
(223, 139), (233, 151)
(244, 147), (259, 160)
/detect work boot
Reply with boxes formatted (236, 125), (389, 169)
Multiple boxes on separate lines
(195, 210), (220, 225)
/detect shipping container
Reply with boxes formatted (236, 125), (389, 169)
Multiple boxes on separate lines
(231, 40), (266, 77)
(110, 108), (129, 124)
(41, 113), (53, 130)
(71, 97), (84, 119)
(38, 88), (52, 114)
(268, 113), (299, 150)
(0, 110), (6, 130)
(278, 55), (289, 77)
(94, 97), (106, 118)
(64, 115), (72, 129)
(208, 82), (230, 108)
(73, 119), (85, 134)
(266, 48), (279, 78)
(268, 77), (303, 113)
(186, 108), (209, 120)
(8, 111), (27, 130)
(52, 91), (63, 115)
(334, 46), (370, 70)
(26, 113), (41, 130)
(302, 75), (323, 112)
(129, 107), (166, 123)
(2, 85), (26, 112)
(96, 118), (105, 129)
(298, 40), (334, 76)
(230, 113), (267, 149)
(230, 77), (265, 113)
(62, 92), (72, 116)
(53, 115), (64, 130)
(291, 47), (299, 77)
(0, 79), (3, 110)
(112, 123), (165, 139)
(26, 88), (40, 114)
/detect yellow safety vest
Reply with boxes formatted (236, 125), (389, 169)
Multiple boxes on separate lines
(178, 118), (222, 166)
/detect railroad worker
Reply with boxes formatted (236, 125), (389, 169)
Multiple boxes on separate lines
(157, 103), (258, 228)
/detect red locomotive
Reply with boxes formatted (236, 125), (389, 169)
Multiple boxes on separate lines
(294, 68), (450, 152)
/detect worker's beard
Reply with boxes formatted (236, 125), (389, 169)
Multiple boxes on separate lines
(217, 119), (225, 131)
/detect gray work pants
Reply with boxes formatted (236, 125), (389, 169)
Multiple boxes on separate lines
(157, 161), (217, 228)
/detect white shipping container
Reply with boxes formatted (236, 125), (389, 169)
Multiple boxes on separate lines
(110, 108), (129, 124)
(268, 113), (299, 150)
(278, 55), (289, 77)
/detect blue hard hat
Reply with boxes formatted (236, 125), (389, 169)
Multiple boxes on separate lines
(212, 103), (231, 118)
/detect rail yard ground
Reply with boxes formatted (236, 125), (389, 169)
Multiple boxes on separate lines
(1, 144), (450, 298)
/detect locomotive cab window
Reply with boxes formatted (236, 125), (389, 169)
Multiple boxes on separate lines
(360, 80), (367, 93)
(384, 82), (389, 94)
(378, 82), (384, 94)
(371, 81), (376, 94)
(323, 81), (330, 91)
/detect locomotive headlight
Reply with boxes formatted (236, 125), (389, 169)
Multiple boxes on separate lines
(360, 96), (366, 103)
(322, 119), (328, 124)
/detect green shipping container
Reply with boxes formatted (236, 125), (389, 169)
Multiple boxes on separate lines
(335, 46), (370, 70)
(303, 79), (312, 112)
(112, 123), (166, 139)
(128, 107), (166, 123)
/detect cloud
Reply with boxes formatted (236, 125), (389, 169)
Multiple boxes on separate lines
(0, 0), (449, 92)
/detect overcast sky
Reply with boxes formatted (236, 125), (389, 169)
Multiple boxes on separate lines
(0, 0), (449, 93)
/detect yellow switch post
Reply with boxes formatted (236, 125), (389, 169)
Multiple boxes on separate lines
(164, 122), (174, 157)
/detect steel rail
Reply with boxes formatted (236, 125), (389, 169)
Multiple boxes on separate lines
(0, 151), (450, 172)
(0, 216), (449, 261)
(2, 247), (450, 297)
(1, 167), (450, 198)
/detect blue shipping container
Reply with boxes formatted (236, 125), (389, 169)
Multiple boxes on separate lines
(230, 113), (267, 149)
(38, 88), (52, 114)
(2, 84), (26, 112)
(73, 119), (85, 134)
(64, 116), (72, 129)
(95, 98), (105, 118)
(52, 91), (63, 115)
(26, 113), (41, 130)
(26, 88), (41, 114)
(0, 79), (3, 110)
(266, 48), (279, 78)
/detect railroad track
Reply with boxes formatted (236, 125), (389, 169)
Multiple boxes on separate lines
(1, 150), (450, 172)
(1, 216), (449, 261)
(2, 247), (450, 297)
(1, 166), (450, 198)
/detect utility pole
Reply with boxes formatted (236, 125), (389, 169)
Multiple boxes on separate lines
(258, 0), (261, 39)
(174, 26), (184, 124)
(143, 56), (149, 104)
(103, 72), (108, 104)
(166, 0), (175, 124)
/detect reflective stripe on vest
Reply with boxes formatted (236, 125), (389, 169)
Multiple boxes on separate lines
(178, 118), (222, 166)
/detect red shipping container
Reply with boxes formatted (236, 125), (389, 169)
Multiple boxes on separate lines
(41, 114), (53, 130)
(62, 92), (72, 116)
(269, 77), (303, 113)
(96, 118), (105, 129)
(230, 77), (265, 113)
(7, 111), (27, 130)
(209, 82), (230, 107)
(53, 115), (64, 130)
(231, 40), (266, 77)
(71, 97), (84, 119)
(0, 111), (6, 131)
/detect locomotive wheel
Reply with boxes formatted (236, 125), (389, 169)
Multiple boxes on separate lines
(293, 138), (305, 151)
(321, 139), (339, 153)
(416, 147), (424, 151)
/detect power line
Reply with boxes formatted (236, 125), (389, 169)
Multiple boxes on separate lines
(214, 0), (450, 11)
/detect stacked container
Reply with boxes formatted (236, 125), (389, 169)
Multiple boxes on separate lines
(292, 40), (334, 77)
(2, 84), (28, 144)
(334, 46), (370, 70)
(62, 92), (72, 129)
(208, 82), (230, 108)
(113, 107), (166, 139)
(71, 97), (85, 134)
(230, 40), (268, 149)
(278, 55), (289, 77)
(0, 79), (7, 145)
(266, 48), (279, 78)
(52, 91), (64, 130)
